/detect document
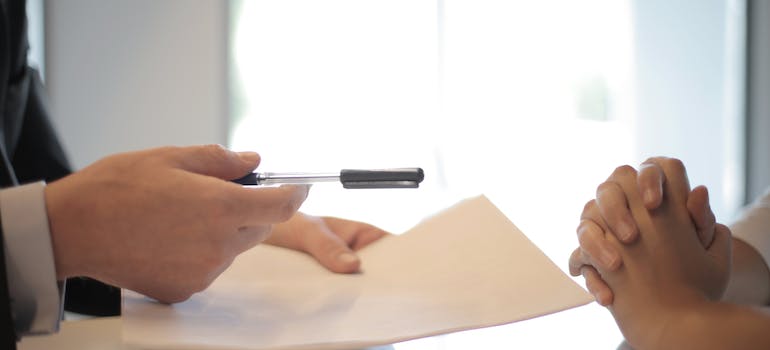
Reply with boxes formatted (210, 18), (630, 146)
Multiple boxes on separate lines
(122, 195), (592, 350)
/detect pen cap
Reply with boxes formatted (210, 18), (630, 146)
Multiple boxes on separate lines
(340, 168), (424, 189)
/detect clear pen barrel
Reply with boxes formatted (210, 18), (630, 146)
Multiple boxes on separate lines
(257, 172), (340, 185)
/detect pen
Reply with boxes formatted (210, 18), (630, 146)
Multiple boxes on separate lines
(232, 168), (425, 189)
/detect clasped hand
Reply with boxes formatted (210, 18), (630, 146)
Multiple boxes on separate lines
(568, 157), (731, 347)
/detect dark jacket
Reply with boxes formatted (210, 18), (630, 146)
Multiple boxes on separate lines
(0, 1), (119, 347)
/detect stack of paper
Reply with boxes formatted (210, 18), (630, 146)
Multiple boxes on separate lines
(122, 195), (592, 350)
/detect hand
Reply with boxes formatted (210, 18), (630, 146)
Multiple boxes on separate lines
(594, 161), (732, 347)
(45, 145), (309, 303)
(265, 212), (390, 273)
(568, 157), (717, 305)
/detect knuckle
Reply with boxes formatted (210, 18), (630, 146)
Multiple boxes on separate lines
(568, 248), (586, 271)
(169, 292), (194, 304)
(156, 145), (181, 154)
(193, 277), (216, 293)
(667, 158), (686, 174)
(642, 156), (665, 166)
(612, 164), (637, 178)
(652, 156), (684, 174)
(576, 223), (606, 260)
(257, 224), (274, 238)
(595, 181), (614, 196)
(576, 222), (597, 246)
(202, 188), (243, 224)
(144, 146), (181, 164)
(199, 247), (228, 272)
(156, 294), (188, 304)
(203, 143), (227, 152)
(241, 224), (274, 246)
(582, 199), (597, 214)
(595, 182), (622, 205)
(276, 201), (300, 222)
(576, 229), (592, 248)
(273, 190), (305, 222)
(201, 194), (232, 226)
(202, 144), (230, 160)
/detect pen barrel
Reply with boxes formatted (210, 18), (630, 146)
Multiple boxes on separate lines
(258, 172), (339, 185)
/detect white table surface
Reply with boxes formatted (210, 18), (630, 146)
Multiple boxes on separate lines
(17, 304), (631, 350)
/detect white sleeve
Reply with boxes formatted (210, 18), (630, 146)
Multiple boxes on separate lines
(731, 188), (770, 272)
(0, 181), (62, 335)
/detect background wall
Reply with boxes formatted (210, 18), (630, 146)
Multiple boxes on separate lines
(631, 0), (745, 220)
(747, 0), (770, 204)
(45, 0), (228, 170)
(42, 0), (748, 220)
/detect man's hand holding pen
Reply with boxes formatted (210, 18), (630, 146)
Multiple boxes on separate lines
(44, 145), (393, 304)
(46, 145), (309, 303)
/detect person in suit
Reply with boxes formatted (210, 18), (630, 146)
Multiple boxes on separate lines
(0, 1), (389, 348)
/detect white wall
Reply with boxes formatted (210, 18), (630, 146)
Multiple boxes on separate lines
(45, 0), (228, 170)
(630, 0), (745, 221)
(747, 0), (770, 203)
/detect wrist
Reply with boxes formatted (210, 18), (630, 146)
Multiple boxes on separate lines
(645, 296), (714, 350)
(615, 287), (710, 350)
(45, 179), (85, 279)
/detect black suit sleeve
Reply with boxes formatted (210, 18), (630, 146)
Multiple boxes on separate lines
(0, 2), (119, 340)
(12, 70), (121, 317)
(9, 69), (70, 184)
(0, 217), (17, 349)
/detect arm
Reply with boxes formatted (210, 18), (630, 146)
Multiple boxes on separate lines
(646, 301), (770, 350)
(724, 238), (770, 305)
(725, 189), (770, 304)
(0, 62), (74, 337)
(0, 183), (61, 336)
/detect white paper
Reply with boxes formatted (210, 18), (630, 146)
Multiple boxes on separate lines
(122, 195), (592, 350)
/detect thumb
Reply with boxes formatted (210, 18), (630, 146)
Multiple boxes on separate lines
(303, 228), (362, 274)
(688, 185), (716, 248)
(708, 223), (733, 283)
(167, 144), (261, 180)
(708, 223), (732, 257)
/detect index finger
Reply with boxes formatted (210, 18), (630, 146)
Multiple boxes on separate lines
(641, 157), (691, 207)
(595, 181), (638, 243)
(637, 161), (665, 210)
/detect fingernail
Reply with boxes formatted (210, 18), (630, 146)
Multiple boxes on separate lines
(600, 249), (618, 269)
(278, 184), (311, 199)
(595, 290), (609, 306)
(238, 152), (259, 163)
(619, 221), (635, 241)
(643, 189), (656, 205)
(338, 252), (359, 265)
(300, 184), (311, 198)
(591, 291), (601, 303)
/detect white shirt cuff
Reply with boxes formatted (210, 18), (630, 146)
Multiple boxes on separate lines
(731, 188), (770, 274)
(0, 181), (62, 335)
